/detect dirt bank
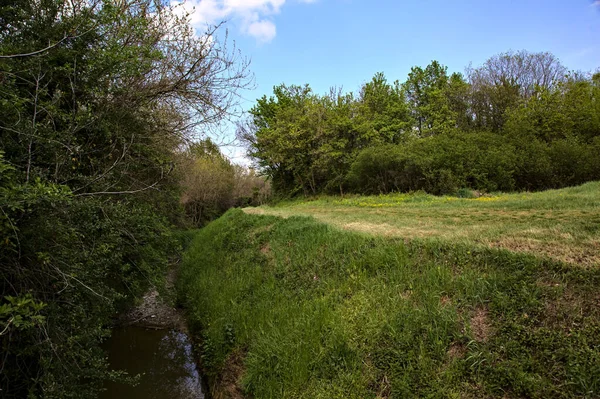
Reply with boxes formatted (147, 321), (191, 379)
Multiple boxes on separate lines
(119, 266), (187, 331)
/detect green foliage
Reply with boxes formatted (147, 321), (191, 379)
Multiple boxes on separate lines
(403, 61), (466, 136)
(178, 209), (600, 398)
(0, 294), (47, 332)
(504, 74), (600, 143)
(1, 177), (177, 397)
(349, 131), (600, 195)
(467, 50), (567, 132)
(179, 139), (271, 226)
(0, 0), (250, 396)
(355, 72), (411, 143)
(243, 74), (412, 196)
(179, 139), (236, 226)
(348, 132), (518, 194)
(243, 52), (598, 198)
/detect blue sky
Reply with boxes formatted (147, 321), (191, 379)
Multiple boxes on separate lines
(177, 0), (600, 162)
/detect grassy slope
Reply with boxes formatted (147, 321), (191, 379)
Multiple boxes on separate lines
(178, 184), (600, 398)
(246, 182), (600, 266)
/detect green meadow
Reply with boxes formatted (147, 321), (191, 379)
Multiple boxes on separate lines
(247, 182), (600, 266)
(178, 183), (600, 398)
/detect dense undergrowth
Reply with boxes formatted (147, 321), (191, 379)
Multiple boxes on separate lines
(178, 208), (600, 398)
(0, 1), (249, 396)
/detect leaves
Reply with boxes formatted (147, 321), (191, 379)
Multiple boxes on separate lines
(0, 1), (250, 397)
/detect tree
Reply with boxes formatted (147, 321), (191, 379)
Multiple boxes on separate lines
(242, 84), (322, 195)
(0, 0), (250, 396)
(241, 75), (411, 196)
(179, 139), (235, 226)
(355, 72), (411, 143)
(504, 71), (600, 143)
(403, 61), (463, 136)
(467, 50), (567, 131)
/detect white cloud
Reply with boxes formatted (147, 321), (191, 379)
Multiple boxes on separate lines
(171, 0), (315, 43)
(245, 19), (277, 43)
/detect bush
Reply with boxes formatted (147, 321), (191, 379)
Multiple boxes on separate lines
(0, 168), (176, 398)
(455, 188), (478, 198)
(347, 130), (600, 196)
(348, 132), (518, 195)
(548, 138), (600, 188)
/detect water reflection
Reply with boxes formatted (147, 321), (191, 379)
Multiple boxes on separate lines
(101, 327), (204, 399)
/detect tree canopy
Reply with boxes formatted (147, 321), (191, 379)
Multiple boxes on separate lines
(0, 1), (250, 397)
(241, 52), (599, 197)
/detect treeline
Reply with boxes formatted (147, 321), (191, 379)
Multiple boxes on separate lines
(0, 1), (249, 397)
(179, 139), (270, 226)
(241, 52), (600, 195)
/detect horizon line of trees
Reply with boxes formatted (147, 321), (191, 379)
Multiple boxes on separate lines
(240, 50), (600, 196)
(179, 138), (271, 226)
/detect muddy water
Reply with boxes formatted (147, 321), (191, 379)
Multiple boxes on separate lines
(101, 326), (205, 399)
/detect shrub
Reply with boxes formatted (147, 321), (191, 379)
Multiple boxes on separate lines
(348, 132), (518, 195)
(548, 138), (599, 188)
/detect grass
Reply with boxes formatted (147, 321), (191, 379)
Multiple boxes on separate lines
(245, 182), (600, 266)
(177, 186), (600, 398)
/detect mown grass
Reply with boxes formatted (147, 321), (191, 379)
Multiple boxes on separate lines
(178, 206), (600, 398)
(246, 182), (600, 266)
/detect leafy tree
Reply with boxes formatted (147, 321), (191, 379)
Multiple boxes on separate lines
(242, 84), (322, 194)
(467, 50), (567, 131)
(179, 139), (235, 226)
(242, 74), (411, 195)
(504, 71), (600, 143)
(231, 165), (271, 207)
(0, 0), (250, 397)
(243, 52), (598, 198)
(355, 72), (411, 143)
(403, 61), (463, 136)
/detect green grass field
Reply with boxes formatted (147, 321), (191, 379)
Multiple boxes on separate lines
(246, 182), (600, 266)
(178, 183), (600, 398)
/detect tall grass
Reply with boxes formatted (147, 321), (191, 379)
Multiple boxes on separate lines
(178, 208), (600, 398)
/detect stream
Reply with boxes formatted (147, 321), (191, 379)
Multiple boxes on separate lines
(100, 266), (206, 399)
(101, 326), (205, 399)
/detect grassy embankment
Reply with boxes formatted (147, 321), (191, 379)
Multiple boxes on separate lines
(178, 182), (600, 398)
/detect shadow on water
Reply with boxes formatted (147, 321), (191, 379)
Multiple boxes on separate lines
(101, 327), (205, 399)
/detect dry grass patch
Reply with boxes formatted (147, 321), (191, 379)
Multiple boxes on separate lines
(447, 341), (467, 360)
(260, 243), (271, 255)
(375, 375), (391, 399)
(486, 237), (600, 266)
(210, 349), (247, 399)
(470, 307), (492, 343)
(244, 184), (600, 266)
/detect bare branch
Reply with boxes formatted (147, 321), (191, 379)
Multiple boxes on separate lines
(0, 34), (68, 59)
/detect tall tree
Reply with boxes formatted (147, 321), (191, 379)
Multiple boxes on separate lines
(243, 84), (319, 194)
(403, 61), (462, 136)
(467, 50), (567, 131)
(0, 1), (250, 397)
(504, 71), (600, 142)
(355, 72), (411, 143)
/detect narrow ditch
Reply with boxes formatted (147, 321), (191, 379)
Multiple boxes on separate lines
(100, 267), (208, 399)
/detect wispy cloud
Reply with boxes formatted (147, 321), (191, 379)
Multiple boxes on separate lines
(592, 0), (600, 7)
(172, 0), (317, 43)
